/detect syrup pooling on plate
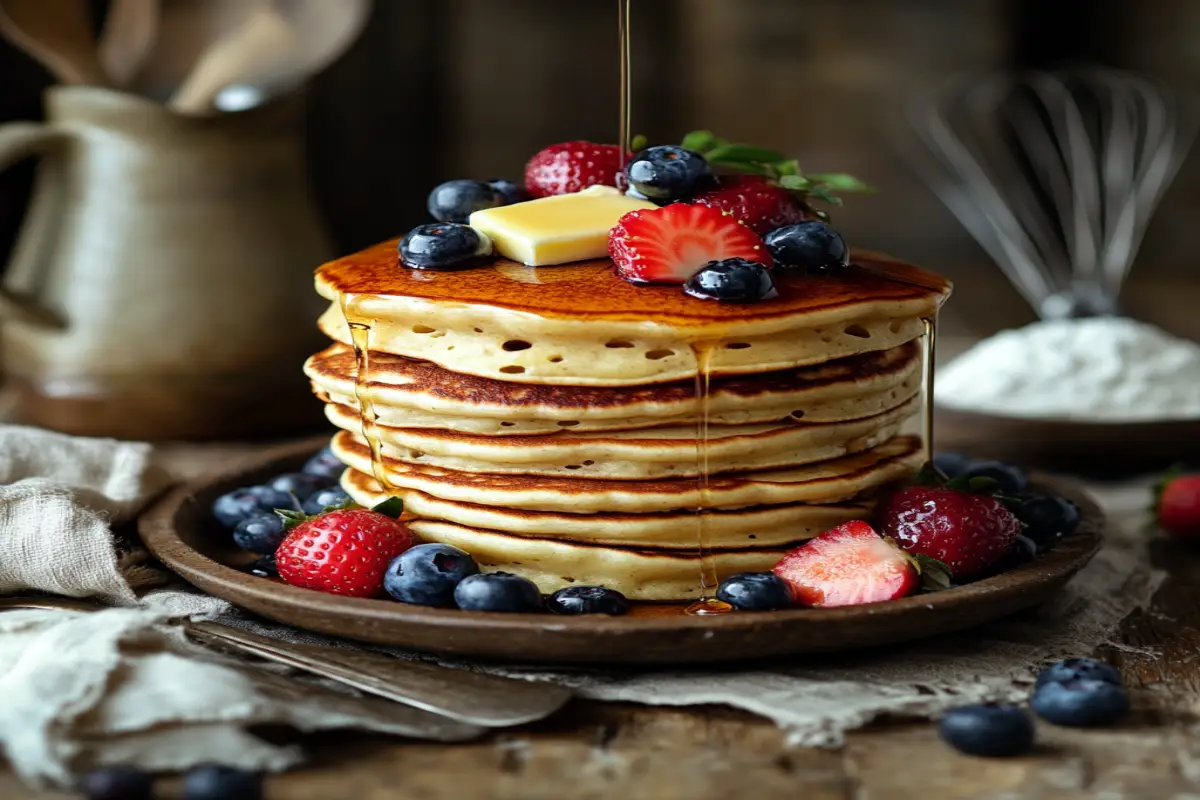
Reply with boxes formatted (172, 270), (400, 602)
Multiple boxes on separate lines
(339, 294), (393, 492)
(686, 342), (733, 616)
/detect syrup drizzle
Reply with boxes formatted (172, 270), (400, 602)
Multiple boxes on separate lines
(340, 295), (393, 492)
(920, 316), (937, 463)
(617, 0), (632, 169)
(686, 343), (732, 616)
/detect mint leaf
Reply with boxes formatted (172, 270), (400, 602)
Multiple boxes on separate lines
(704, 144), (788, 166)
(914, 462), (947, 487)
(912, 554), (954, 591)
(806, 185), (844, 206)
(774, 159), (801, 177)
(371, 497), (405, 519)
(630, 133), (648, 153)
(681, 130), (720, 153)
(967, 476), (1002, 494)
(808, 173), (875, 193)
(275, 508), (310, 531)
(778, 174), (813, 191)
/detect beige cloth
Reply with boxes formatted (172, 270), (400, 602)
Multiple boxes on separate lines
(0, 423), (1166, 788)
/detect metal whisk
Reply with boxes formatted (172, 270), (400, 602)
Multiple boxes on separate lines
(907, 68), (1197, 319)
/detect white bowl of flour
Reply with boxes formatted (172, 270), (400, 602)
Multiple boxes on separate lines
(936, 317), (1200, 423)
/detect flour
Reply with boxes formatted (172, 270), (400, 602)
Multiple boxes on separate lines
(936, 317), (1200, 421)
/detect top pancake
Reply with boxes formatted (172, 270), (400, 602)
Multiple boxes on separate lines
(315, 245), (950, 386)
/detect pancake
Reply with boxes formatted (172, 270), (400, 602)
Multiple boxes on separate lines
(342, 466), (875, 548)
(306, 340), (922, 434)
(316, 247), (950, 386)
(326, 396), (918, 479)
(331, 432), (923, 514)
(406, 519), (800, 601)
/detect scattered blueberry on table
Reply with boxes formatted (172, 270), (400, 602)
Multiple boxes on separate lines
(212, 486), (297, 529)
(301, 446), (344, 480)
(77, 766), (153, 800)
(454, 572), (543, 613)
(763, 220), (849, 272)
(1035, 657), (1123, 689)
(1032, 679), (1130, 727)
(301, 485), (353, 515)
(384, 543), (480, 607)
(182, 764), (263, 800)
(938, 703), (1035, 757)
(546, 586), (631, 616)
(715, 572), (792, 611)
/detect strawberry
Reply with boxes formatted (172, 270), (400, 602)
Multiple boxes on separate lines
(608, 203), (769, 284)
(689, 175), (811, 236)
(772, 520), (920, 607)
(878, 486), (1021, 580)
(524, 141), (626, 198)
(1154, 471), (1200, 538)
(275, 506), (417, 598)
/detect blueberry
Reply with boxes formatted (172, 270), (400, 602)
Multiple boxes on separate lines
(454, 572), (542, 613)
(1031, 679), (1129, 727)
(399, 223), (493, 270)
(427, 179), (506, 223)
(963, 460), (1029, 495)
(988, 534), (1038, 576)
(764, 221), (849, 272)
(715, 572), (792, 611)
(241, 554), (279, 579)
(302, 446), (344, 479)
(183, 765), (263, 800)
(938, 704), (1035, 757)
(547, 585), (631, 615)
(488, 178), (528, 205)
(232, 513), (287, 555)
(302, 486), (353, 515)
(1016, 494), (1081, 549)
(933, 451), (972, 479)
(626, 145), (711, 202)
(384, 543), (480, 607)
(212, 486), (297, 529)
(77, 766), (153, 800)
(267, 472), (333, 501)
(684, 258), (777, 303)
(1035, 657), (1122, 689)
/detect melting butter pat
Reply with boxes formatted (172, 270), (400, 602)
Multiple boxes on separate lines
(468, 185), (657, 266)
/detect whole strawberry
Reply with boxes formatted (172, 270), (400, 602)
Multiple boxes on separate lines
(879, 486), (1021, 580)
(689, 175), (811, 236)
(1154, 471), (1200, 538)
(276, 507), (417, 597)
(524, 141), (626, 198)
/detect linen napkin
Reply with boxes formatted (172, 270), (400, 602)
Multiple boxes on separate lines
(0, 425), (482, 789)
(0, 423), (1167, 789)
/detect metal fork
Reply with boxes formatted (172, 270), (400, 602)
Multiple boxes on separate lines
(0, 596), (571, 727)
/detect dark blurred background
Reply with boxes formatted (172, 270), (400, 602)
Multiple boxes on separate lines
(2, 0), (1198, 338)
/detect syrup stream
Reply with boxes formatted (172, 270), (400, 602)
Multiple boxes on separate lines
(341, 295), (393, 492)
(686, 343), (732, 616)
(617, 0), (632, 169)
(921, 316), (937, 463)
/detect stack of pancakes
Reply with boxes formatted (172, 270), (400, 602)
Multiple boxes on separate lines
(304, 243), (950, 601)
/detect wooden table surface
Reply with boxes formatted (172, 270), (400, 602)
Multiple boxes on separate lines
(6, 433), (1200, 800)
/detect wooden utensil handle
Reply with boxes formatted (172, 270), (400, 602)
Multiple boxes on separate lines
(0, 121), (71, 330)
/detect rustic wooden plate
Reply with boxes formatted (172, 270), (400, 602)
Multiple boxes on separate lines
(936, 406), (1200, 475)
(140, 440), (1104, 665)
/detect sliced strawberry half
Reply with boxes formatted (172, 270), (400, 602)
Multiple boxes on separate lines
(773, 520), (920, 608)
(608, 203), (769, 284)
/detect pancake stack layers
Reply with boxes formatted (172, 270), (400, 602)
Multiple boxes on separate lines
(305, 243), (951, 601)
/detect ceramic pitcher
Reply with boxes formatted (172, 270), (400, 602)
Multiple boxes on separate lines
(0, 87), (332, 440)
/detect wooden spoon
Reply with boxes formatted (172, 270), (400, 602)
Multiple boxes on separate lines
(168, 3), (297, 114)
(98, 0), (161, 87)
(0, 0), (109, 85)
